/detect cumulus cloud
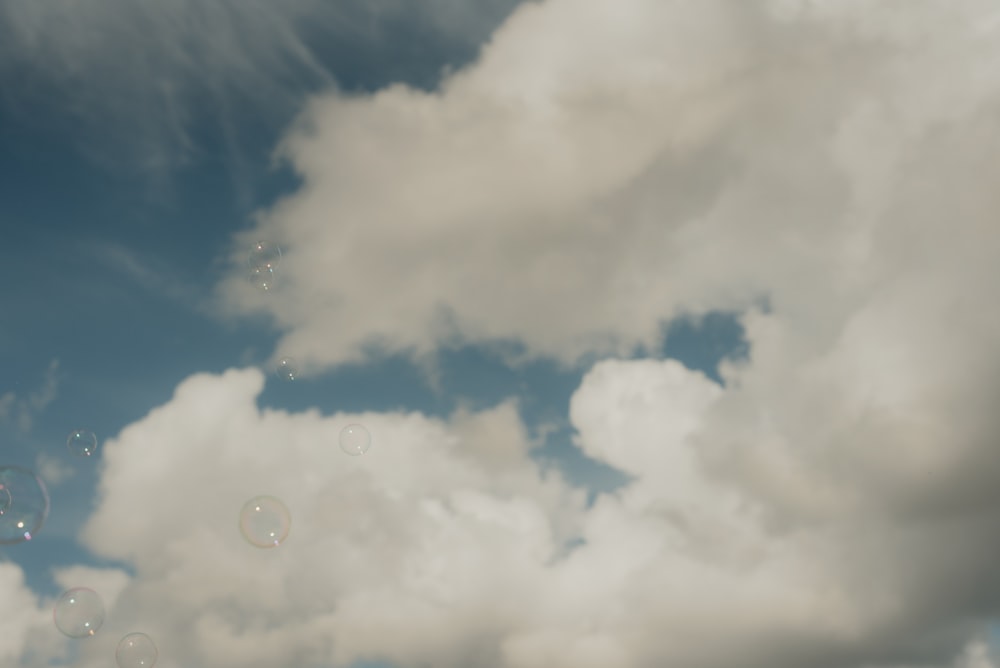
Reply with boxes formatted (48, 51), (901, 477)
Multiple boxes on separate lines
(218, 0), (763, 369)
(0, 563), (54, 667)
(51, 565), (131, 613)
(214, 0), (997, 375)
(208, 0), (1000, 665)
(9, 0), (1000, 666)
(23, 346), (998, 668)
(70, 367), (583, 668)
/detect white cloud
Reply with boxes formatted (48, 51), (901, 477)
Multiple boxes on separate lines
(51, 566), (131, 615)
(178, 0), (997, 664)
(0, 563), (54, 667)
(217, 0), (764, 370)
(35, 342), (1000, 668)
(72, 367), (584, 668)
(212, 0), (999, 377)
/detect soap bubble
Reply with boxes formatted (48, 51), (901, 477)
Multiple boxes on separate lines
(276, 357), (297, 381)
(248, 241), (281, 271)
(67, 429), (99, 457)
(249, 265), (276, 291)
(0, 467), (49, 544)
(116, 632), (157, 668)
(54, 587), (105, 638)
(0, 486), (9, 516)
(239, 495), (291, 548)
(339, 424), (371, 456)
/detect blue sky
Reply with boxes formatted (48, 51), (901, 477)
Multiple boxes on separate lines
(2, 2), (1000, 668)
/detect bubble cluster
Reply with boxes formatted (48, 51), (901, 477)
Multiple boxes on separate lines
(276, 357), (298, 381)
(249, 265), (276, 291)
(248, 241), (282, 292)
(54, 587), (105, 638)
(239, 495), (291, 548)
(339, 423), (372, 456)
(67, 429), (99, 457)
(0, 467), (49, 544)
(248, 241), (281, 271)
(116, 632), (158, 668)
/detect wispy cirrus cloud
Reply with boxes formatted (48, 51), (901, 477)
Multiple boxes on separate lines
(0, 359), (60, 434)
(0, 0), (526, 174)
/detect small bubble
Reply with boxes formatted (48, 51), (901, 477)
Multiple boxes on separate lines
(116, 632), (158, 668)
(54, 587), (105, 638)
(248, 241), (282, 271)
(276, 357), (297, 381)
(0, 467), (49, 545)
(67, 429), (99, 457)
(239, 495), (291, 548)
(339, 423), (372, 456)
(249, 265), (276, 291)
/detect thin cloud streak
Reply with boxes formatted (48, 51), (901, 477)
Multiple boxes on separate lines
(0, 0), (525, 174)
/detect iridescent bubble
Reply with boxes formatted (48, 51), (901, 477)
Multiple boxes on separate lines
(339, 423), (371, 456)
(116, 632), (158, 668)
(248, 241), (281, 271)
(239, 495), (291, 548)
(67, 429), (99, 457)
(0, 467), (49, 544)
(54, 587), (105, 638)
(249, 265), (276, 291)
(276, 357), (297, 381)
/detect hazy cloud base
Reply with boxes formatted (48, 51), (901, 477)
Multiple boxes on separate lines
(5, 347), (1000, 668)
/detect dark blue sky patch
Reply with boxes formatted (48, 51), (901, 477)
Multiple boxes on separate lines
(660, 310), (749, 385)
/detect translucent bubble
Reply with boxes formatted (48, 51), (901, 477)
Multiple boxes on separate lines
(239, 495), (291, 548)
(276, 357), (297, 381)
(116, 632), (158, 668)
(0, 467), (49, 544)
(67, 429), (99, 457)
(0, 486), (9, 516)
(249, 265), (276, 291)
(248, 241), (281, 271)
(54, 587), (105, 638)
(339, 423), (372, 456)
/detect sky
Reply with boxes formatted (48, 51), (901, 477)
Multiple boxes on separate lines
(1, 1), (1000, 667)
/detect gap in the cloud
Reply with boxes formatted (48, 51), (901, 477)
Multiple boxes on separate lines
(254, 310), (751, 498)
(658, 309), (751, 385)
(431, 341), (638, 497)
(256, 351), (441, 416)
(252, 340), (638, 503)
(988, 625), (1000, 662)
(299, 0), (528, 94)
(253, 340), (580, 419)
(535, 424), (634, 503)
